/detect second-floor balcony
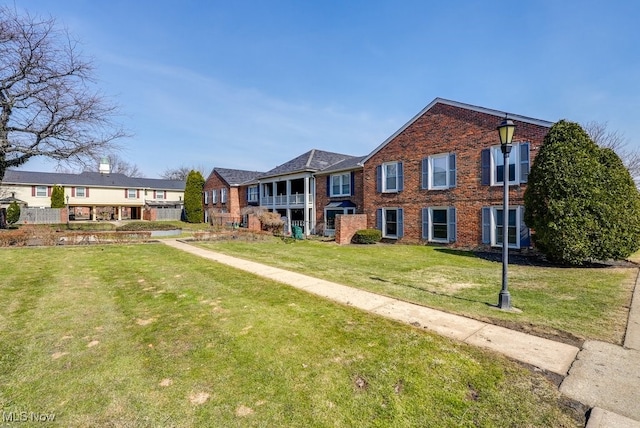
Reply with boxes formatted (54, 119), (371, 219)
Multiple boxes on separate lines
(261, 193), (312, 207)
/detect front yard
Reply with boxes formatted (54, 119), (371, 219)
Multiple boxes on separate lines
(0, 244), (583, 427)
(197, 238), (636, 345)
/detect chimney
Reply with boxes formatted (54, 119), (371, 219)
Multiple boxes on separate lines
(99, 157), (110, 174)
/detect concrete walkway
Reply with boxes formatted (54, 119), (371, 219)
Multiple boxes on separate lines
(162, 239), (640, 427)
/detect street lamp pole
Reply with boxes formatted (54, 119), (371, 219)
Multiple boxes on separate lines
(497, 118), (515, 310)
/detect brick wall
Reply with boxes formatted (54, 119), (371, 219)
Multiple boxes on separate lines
(335, 214), (367, 245)
(315, 169), (365, 229)
(363, 102), (549, 248)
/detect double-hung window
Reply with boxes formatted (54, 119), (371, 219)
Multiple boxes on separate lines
(481, 142), (530, 186)
(376, 208), (404, 239)
(203, 190), (208, 204)
(330, 173), (351, 197)
(376, 162), (404, 193)
(422, 207), (456, 242)
(212, 189), (218, 204)
(247, 186), (259, 203)
(75, 187), (87, 198)
(156, 190), (165, 199)
(127, 189), (137, 199)
(221, 188), (227, 204)
(481, 206), (530, 248)
(422, 153), (456, 190)
(35, 186), (47, 197)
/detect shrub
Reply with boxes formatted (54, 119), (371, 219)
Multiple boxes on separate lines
(116, 222), (179, 231)
(50, 184), (65, 208)
(352, 229), (381, 244)
(184, 170), (204, 223)
(6, 201), (20, 224)
(524, 120), (640, 264)
(259, 211), (284, 235)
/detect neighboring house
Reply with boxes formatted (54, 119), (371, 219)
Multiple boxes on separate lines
(314, 155), (366, 236)
(203, 168), (263, 224)
(255, 149), (358, 235)
(0, 167), (185, 222)
(361, 98), (552, 248)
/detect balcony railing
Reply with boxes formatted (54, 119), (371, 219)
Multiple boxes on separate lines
(261, 194), (312, 206)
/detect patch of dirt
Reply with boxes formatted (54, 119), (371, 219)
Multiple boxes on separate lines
(189, 392), (210, 405)
(52, 352), (69, 359)
(61, 335), (73, 340)
(159, 378), (173, 387)
(87, 340), (100, 347)
(136, 318), (155, 326)
(354, 375), (368, 391)
(235, 405), (254, 417)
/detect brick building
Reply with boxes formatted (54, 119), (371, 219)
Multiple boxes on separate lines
(361, 98), (552, 248)
(202, 97), (553, 248)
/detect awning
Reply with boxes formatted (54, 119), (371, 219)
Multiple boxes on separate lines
(325, 200), (356, 208)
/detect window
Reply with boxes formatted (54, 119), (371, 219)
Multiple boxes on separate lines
(221, 188), (227, 203)
(248, 186), (259, 203)
(330, 173), (351, 197)
(156, 190), (165, 199)
(127, 189), (137, 199)
(422, 207), (456, 242)
(376, 162), (404, 193)
(481, 206), (530, 248)
(376, 208), (404, 239)
(75, 187), (87, 197)
(212, 189), (218, 204)
(422, 153), (456, 190)
(481, 142), (530, 186)
(203, 190), (208, 204)
(324, 208), (355, 232)
(36, 186), (47, 197)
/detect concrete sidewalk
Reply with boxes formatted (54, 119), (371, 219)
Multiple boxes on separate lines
(161, 239), (640, 427)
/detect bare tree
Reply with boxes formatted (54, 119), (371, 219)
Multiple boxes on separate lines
(160, 165), (207, 181)
(0, 7), (126, 182)
(100, 153), (143, 177)
(583, 121), (640, 186)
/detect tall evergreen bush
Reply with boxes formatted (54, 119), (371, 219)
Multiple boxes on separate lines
(524, 120), (640, 264)
(51, 184), (65, 208)
(184, 170), (204, 223)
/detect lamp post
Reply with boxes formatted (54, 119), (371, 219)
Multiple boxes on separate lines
(497, 118), (516, 310)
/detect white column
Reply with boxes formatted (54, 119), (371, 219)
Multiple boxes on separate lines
(303, 176), (310, 235)
(118, 206), (122, 221)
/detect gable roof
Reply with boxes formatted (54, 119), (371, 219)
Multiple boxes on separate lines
(258, 149), (356, 179)
(2, 170), (185, 190)
(362, 97), (555, 164)
(212, 168), (264, 186)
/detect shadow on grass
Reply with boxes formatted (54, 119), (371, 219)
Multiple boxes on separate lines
(370, 276), (493, 307)
(434, 248), (636, 269)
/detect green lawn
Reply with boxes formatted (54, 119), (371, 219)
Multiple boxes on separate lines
(197, 238), (636, 345)
(0, 244), (582, 427)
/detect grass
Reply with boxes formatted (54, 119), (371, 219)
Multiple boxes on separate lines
(196, 238), (637, 345)
(0, 244), (582, 427)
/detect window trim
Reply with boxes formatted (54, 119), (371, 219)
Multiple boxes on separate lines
(220, 188), (227, 204)
(247, 185), (259, 203)
(156, 190), (166, 200)
(127, 188), (137, 199)
(75, 187), (87, 198)
(422, 206), (456, 243)
(330, 173), (351, 197)
(422, 153), (456, 190)
(377, 207), (404, 239)
(483, 142), (530, 186)
(377, 162), (404, 193)
(35, 186), (47, 197)
(482, 206), (529, 249)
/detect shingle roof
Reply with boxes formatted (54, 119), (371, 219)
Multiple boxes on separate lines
(317, 155), (366, 174)
(258, 149), (356, 179)
(2, 170), (185, 190)
(212, 168), (264, 186)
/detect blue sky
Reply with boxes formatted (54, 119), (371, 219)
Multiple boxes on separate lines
(13, 0), (640, 178)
